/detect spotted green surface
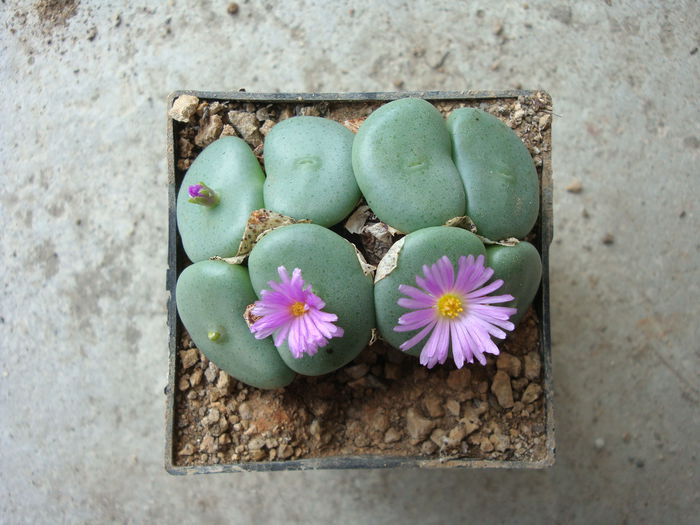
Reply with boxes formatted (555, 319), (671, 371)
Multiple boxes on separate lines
(248, 223), (375, 376)
(374, 226), (485, 357)
(486, 241), (542, 325)
(176, 260), (295, 389)
(177, 137), (265, 262)
(263, 116), (360, 226)
(447, 108), (539, 240)
(352, 98), (466, 233)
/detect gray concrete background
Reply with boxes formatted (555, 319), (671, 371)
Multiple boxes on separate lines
(1, 0), (698, 523)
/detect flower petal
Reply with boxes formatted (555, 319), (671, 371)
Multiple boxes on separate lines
(419, 320), (449, 369)
(248, 266), (343, 358)
(273, 322), (292, 347)
(398, 319), (437, 351)
(466, 279), (505, 299)
(468, 265), (495, 292)
(398, 284), (436, 305)
(417, 266), (443, 296)
(470, 293), (515, 305)
(436, 256), (455, 291)
(396, 308), (435, 327)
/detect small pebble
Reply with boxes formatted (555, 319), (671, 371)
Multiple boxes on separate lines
(523, 352), (541, 380)
(491, 371), (514, 408)
(566, 179), (583, 193)
(497, 352), (522, 378)
(169, 95), (200, 123)
(406, 408), (435, 442)
(260, 120), (275, 136)
(521, 383), (542, 404)
(228, 110), (263, 147)
(345, 363), (369, 380)
(251, 449), (266, 461)
(220, 124), (236, 137)
(227, 2), (239, 15)
(447, 425), (467, 447)
(238, 402), (252, 420)
(178, 444), (195, 456)
(194, 114), (223, 147)
(594, 437), (605, 450)
(278, 443), (293, 459)
(189, 368), (203, 386)
(446, 368), (471, 390)
(445, 399), (461, 417)
(179, 349), (199, 370)
(423, 395), (445, 418)
(480, 438), (495, 453)
(384, 428), (401, 443)
(430, 428), (447, 447)
(420, 440), (438, 455)
(602, 233), (615, 245)
(204, 362), (219, 383)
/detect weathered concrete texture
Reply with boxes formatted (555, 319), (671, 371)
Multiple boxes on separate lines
(1, 0), (699, 523)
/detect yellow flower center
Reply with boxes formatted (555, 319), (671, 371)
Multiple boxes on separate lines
(436, 293), (464, 319)
(290, 301), (307, 317)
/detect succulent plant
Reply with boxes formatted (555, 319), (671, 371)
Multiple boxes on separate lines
(175, 99), (543, 388)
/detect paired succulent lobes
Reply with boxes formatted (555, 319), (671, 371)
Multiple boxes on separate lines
(448, 108), (540, 240)
(374, 226), (487, 357)
(175, 260), (295, 389)
(352, 98), (466, 233)
(248, 223), (375, 376)
(176, 137), (265, 262)
(486, 241), (543, 325)
(263, 116), (360, 227)
(352, 98), (539, 241)
(175, 100), (544, 389)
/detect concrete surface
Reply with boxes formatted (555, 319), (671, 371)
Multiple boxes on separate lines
(1, 0), (698, 523)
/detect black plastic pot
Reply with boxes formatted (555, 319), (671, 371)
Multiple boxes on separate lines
(165, 90), (555, 474)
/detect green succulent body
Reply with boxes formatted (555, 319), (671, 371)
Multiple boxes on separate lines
(176, 260), (295, 389)
(352, 98), (466, 233)
(248, 223), (376, 376)
(177, 137), (264, 262)
(448, 108), (540, 240)
(263, 116), (360, 227)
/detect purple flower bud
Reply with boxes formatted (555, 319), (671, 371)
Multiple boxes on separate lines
(188, 184), (204, 199)
(186, 182), (219, 207)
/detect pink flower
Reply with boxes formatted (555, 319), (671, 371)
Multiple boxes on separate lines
(394, 255), (517, 368)
(249, 266), (344, 359)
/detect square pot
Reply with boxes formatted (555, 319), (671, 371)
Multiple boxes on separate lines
(165, 90), (554, 474)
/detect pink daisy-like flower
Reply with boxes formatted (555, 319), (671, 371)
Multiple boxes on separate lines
(394, 255), (517, 368)
(249, 266), (344, 359)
